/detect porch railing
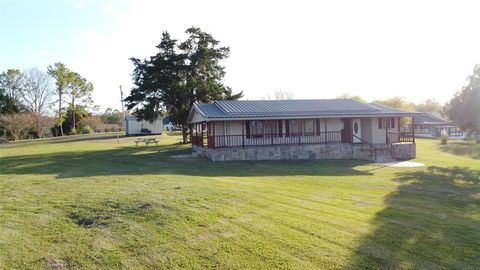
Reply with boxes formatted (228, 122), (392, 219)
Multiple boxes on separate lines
(386, 136), (395, 159)
(195, 131), (342, 149)
(387, 132), (415, 143)
(353, 134), (378, 161)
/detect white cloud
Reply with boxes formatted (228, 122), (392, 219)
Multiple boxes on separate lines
(39, 49), (49, 56)
(74, 2), (86, 10)
(77, 30), (102, 43)
(101, 3), (127, 19)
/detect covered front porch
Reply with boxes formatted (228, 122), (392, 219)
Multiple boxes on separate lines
(191, 116), (416, 161)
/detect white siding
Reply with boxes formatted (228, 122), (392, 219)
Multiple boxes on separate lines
(325, 118), (342, 131)
(190, 110), (205, 123)
(361, 118), (373, 143)
(371, 117), (399, 144)
(229, 121), (243, 135)
(126, 117), (163, 135)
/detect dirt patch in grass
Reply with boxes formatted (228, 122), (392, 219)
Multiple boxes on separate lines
(140, 203), (153, 209)
(67, 211), (111, 228)
(46, 258), (66, 269)
(66, 200), (156, 228)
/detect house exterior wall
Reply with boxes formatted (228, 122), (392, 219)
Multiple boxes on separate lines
(371, 117), (399, 144)
(325, 118), (342, 131)
(229, 121), (243, 135)
(190, 110), (205, 123)
(209, 117), (400, 147)
(125, 118), (163, 135)
(361, 118), (373, 143)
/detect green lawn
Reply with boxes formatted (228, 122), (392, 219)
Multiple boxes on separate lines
(0, 134), (479, 269)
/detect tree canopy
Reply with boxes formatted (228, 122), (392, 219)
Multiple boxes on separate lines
(0, 69), (25, 114)
(415, 99), (444, 115)
(373, 96), (415, 127)
(337, 93), (366, 103)
(47, 62), (94, 135)
(125, 27), (243, 142)
(446, 65), (480, 142)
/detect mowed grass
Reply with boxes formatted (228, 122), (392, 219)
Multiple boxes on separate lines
(0, 134), (479, 269)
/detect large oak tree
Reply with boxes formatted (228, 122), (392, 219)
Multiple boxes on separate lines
(125, 27), (242, 143)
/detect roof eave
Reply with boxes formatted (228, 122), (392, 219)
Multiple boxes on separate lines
(199, 113), (416, 122)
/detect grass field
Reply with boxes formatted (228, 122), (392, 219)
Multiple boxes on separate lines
(0, 134), (479, 269)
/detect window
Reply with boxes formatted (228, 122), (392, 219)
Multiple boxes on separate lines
(245, 120), (250, 138)
(250, 120), (264, 138)
(315, 119), (321, 135)
(304, 120), (315, 135)
(390, 117), (395, 128)
(290, 120), (302, 135)
(378, 118), (383, 129)
(265, 120), (277, 137)
(278, 120), (283, 137)
(285, 120), (290, 137)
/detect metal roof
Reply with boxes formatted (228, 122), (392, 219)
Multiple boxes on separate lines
(414, 112), (451, 125)
(189, 99), (416, 122)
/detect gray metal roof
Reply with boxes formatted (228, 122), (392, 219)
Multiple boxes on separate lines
(414, 112), (451, 125)
(189, 99), (416, 122)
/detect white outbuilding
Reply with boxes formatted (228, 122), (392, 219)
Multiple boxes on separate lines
(125, 115), (163, 136)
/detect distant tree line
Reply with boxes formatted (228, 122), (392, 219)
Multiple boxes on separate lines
(0, 64), (124, 141)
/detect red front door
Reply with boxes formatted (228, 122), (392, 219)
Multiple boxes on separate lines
(341, 118), (352, 143)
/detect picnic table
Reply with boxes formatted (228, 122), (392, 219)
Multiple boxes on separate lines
(135, 138), (159, 146)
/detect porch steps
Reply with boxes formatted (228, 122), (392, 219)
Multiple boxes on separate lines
(375, 149), (397, 163)
(354, 146), (396, 163)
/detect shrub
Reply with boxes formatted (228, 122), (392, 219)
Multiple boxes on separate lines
(0, 113), (34, 140)
(80, 125), (93, 134)
(440, 134), (449, 145)
(79, 116), (102, 131)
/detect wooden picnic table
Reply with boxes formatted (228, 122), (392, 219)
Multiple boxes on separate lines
(135, 138), (159, 146)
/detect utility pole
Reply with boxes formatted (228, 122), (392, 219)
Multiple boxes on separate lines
(119, 85), (126, 121)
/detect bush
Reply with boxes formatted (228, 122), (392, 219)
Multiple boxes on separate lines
(80, 125), (93, 134)
(79, 116), (102, 131)
(440, 134), (449, 145)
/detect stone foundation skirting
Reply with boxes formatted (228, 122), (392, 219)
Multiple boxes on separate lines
(393, 142), (416, 160)
(193, 142), (416, 162)
(195, 143), (376, 162)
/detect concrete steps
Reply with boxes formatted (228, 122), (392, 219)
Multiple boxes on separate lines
(354, 147), (396, 163)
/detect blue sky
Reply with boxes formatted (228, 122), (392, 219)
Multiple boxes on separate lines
(1, 0), (480, 111)
(1, 1), (118, 71)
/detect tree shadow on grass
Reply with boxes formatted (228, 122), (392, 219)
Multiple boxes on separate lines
(0, 144), (373, 179)
(440, 141), (480, 160)
(348, 166), (480, 269)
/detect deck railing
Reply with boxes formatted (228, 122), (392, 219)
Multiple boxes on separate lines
(194, 131), (342, 149)
(386, 136), (395, 159)
(387, 132), (415, 143)
(353, 134), (378, 161)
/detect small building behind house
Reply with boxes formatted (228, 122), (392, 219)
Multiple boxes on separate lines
(125, 115), (163, 136)
(188, 99), (418, 162)
(404, 112), (464, 139)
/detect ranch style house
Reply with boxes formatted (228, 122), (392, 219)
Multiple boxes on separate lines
(187, 99), (417, 162)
